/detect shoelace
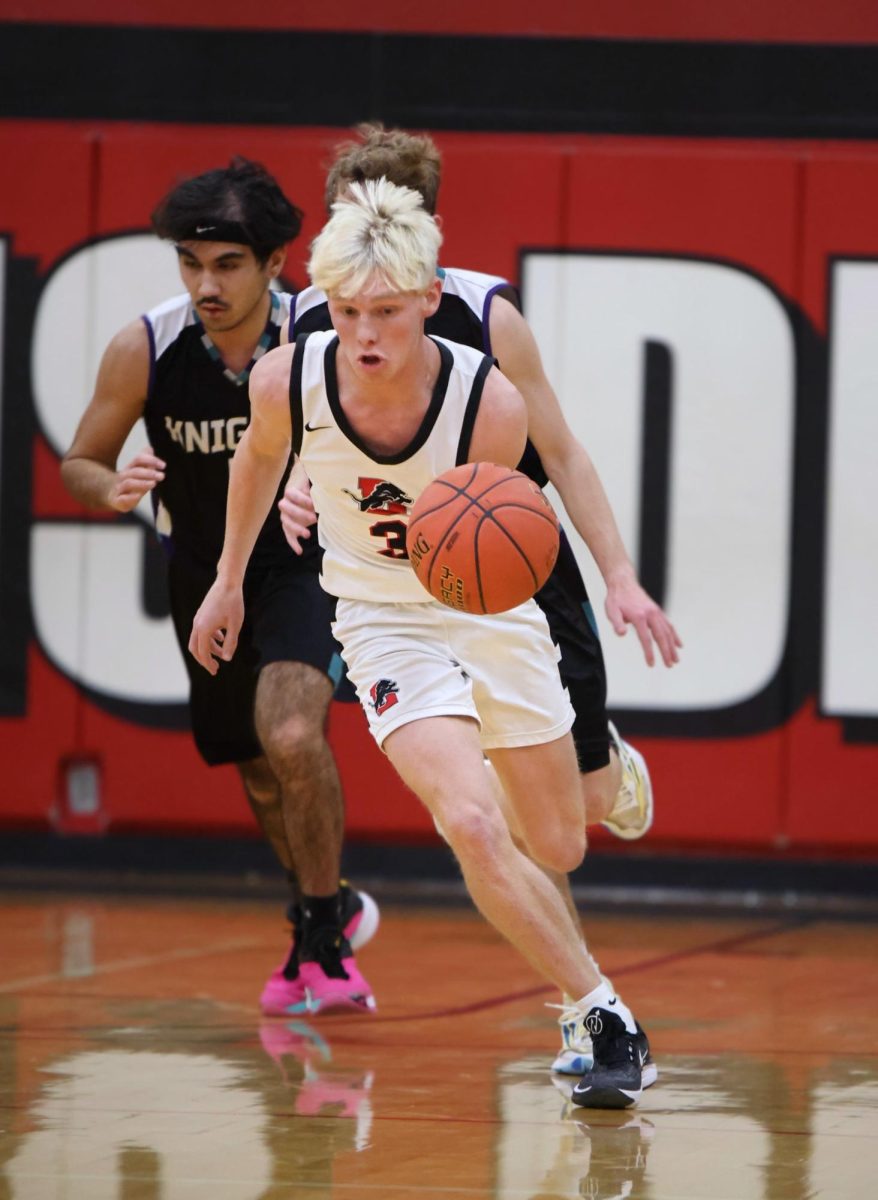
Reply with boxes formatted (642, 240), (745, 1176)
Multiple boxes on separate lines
(545, 1002), (592, 1047)
(302, 928), (352, 979)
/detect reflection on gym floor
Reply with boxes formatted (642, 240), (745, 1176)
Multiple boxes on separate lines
(1, 895), (876, 1198)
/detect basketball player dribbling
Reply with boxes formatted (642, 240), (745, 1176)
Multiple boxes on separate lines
(60, 158), (377, 1017)
(190, 178), (655, 1109)
(279, 123), (681, 1076)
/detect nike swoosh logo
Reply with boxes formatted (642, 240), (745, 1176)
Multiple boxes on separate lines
(608, 997), (617, 1005)
(304, 421), (332, 432)
(195, 224), (216, 234)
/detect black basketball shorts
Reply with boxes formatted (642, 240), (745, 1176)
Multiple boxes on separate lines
(167, 552), (347, 766)
(533, 530), (611, 774)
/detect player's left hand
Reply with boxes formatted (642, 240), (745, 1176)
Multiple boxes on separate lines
(189, 581), (245, 675)
(605, 577), (682, 668)
(279, 471), (317, 554)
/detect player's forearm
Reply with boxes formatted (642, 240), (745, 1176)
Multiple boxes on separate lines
(215, 433), (287, 584)
(60, 456), (117, 510)
(549, 446), (637, 586)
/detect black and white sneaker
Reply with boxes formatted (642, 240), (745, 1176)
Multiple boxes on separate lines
(571, 1007), (653, 1109)
(634, 1022), (657, 1090)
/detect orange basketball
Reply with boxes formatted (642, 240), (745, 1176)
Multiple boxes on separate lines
(406, 463), (560, 614)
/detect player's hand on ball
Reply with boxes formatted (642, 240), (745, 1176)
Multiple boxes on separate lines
(108, 447), (165, 512)
(189, 581), (244, 675)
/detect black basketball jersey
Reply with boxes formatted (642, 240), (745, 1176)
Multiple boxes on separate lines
(291, 267), (549, 487)
(143, 290), (315, 571)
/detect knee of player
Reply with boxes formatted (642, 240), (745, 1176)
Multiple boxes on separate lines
(527, 825), (586, 875)
(258, 711), (321, 761)
(436, 801), (507, 864)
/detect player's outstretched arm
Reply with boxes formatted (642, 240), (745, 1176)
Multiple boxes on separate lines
(189, 345), (295, 674)
(489, 297), (682, 668)
(60, 319), (165, 513)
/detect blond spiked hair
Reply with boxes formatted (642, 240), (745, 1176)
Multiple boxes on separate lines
(308, 177), (442, 299)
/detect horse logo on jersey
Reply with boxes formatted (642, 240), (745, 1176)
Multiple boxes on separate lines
(369, 678), (399, 716)
(343, 478), (413, 514)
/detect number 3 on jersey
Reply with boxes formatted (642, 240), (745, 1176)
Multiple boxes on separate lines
(370, 519), (409, 558)
(341, 477), (414, 560)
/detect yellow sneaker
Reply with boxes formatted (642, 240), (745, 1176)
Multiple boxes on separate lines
(603, 722), (654, 841)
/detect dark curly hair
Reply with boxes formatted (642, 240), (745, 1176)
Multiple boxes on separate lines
(151, 157), (304, 264)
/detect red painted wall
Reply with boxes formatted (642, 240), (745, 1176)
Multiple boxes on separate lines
(2, 121), (878, 853)
(5, 1), (878, 42)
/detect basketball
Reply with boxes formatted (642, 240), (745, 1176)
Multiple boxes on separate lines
(406, 463), (560, 614)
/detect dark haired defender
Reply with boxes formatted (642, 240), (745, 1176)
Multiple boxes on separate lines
(61, 158), (378, 1017)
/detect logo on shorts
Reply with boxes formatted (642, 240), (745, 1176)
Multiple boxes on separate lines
(343, 478), (413, 514)
(370, 678), (400, 715)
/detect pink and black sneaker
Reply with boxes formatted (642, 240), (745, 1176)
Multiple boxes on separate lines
(260, 884), (378, 1016)
(296, 927), (376, 1015)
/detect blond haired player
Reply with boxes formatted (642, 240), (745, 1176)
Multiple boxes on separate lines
(191, 179), (655, 1110)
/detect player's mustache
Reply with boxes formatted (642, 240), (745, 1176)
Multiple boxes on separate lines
(197, 298), (228, 309)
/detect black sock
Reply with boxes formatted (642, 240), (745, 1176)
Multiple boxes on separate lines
(301, 892), (341, 935)
(285, 872), (302, 927)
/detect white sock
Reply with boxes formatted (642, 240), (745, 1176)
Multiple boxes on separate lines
(576, 979), (637, 1034)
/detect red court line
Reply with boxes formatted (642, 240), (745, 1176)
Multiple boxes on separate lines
(1, 916), (814, 1034)
(360, 915), (814, 1024)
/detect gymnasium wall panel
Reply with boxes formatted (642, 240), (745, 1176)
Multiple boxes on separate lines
(532, 144), (803, 845)
(0, 125), (94, 831)
(783, 154), (878, 846)
(1, 120), (878, 850)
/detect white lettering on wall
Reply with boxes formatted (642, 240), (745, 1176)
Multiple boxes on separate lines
(30, 236), (187, 703)
(31, 524), (188, 702)
(822, 260), (878, 719)
(24, 237), (873, 725)
(523, 253), (795, 711)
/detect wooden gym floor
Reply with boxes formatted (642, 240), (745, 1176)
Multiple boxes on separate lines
(1, 891), (877, 1199)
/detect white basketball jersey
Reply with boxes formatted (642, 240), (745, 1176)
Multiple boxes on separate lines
(291, 329), (494, 602)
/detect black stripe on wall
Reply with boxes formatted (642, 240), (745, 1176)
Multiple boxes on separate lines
(2, 23), (878, 137)
(0, 248), (39, 717)
(637, 340), (673, 610)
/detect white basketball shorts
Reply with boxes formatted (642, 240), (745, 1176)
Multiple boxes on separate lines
(332, 596), (575, 750)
